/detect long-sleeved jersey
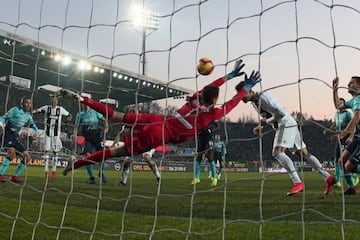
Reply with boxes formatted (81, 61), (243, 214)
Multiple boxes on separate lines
(123, 77), (248, 154)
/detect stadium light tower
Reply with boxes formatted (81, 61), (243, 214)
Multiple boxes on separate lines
(130, 3), (160, 76)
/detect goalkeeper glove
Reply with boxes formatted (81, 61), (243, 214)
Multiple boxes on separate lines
(242, 70), (261, 91)
(226, 59), (245, 80)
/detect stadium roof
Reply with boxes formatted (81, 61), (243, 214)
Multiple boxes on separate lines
(0, 29), (192, 109)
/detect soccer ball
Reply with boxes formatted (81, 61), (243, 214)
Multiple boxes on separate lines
(197, 57), (214, 76)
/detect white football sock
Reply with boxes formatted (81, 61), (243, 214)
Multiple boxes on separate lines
(305, 154), (330, 180)
(273, 152), (302, 183)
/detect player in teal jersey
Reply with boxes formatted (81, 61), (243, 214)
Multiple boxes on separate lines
(0, 97), (39, 183)
(323, 97), (357, 187)
(325, 77), (360, 195)
(213, 134), (227, 180)
(73, 104), (108, 184)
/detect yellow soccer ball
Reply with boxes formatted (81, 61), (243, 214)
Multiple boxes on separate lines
(197, 57), (214, 76)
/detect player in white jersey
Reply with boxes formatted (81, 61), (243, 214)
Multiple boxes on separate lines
(33, 95), (71, 179)
(236, 81), (331, 196)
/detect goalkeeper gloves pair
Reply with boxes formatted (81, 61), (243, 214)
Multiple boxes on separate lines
(226, 59), (261, 92)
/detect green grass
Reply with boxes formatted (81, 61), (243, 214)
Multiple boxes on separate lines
(0, 166), (359, 240)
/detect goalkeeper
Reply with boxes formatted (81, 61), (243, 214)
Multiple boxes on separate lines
(60, 59), (261, 175)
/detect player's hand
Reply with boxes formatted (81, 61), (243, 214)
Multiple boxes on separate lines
(332, 77), (339, 90)
(243, 70), (261, 91)
(225, 59), (245, 80)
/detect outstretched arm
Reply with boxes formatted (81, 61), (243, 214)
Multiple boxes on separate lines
(214, 70), (261, 119)
(32, 105), (46, 114)
(332, 77), (344, 110)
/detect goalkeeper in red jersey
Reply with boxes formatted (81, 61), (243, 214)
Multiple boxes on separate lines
(60, 59), (261, 175)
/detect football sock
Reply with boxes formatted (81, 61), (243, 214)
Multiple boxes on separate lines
(195, 160), (201, 179)
(273, 152), (301, 183)
(44, 154), (50, 172)
(0, 157), (11, 175)
(305, 154), (330, 180)
(335, 163), (343, 182)
(86, 165), (95, 178)
(344, 171), (354, 188)
(51, 154), (58, 172)
(148, 162), (161, 179)
(209, 160), (217, 179)
(99, 163), (107, 181)
(121, 166), (130, 184)
(14, 163), (26, 177)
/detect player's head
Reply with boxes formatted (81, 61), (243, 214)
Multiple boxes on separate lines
(80, 94), (91, 111)
(235, 81), (255, 103)
(82, 103), (90, 111)
(21, 97), (32, 112)
(215, 134), (221, 140)
(339, 97), (345, 104)
(50, 95), (58, 106)
(202, 85), (219, 106)
(348, 76), (360, 96)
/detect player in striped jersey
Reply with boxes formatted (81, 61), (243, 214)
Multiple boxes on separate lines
(33, 95), (71, 179)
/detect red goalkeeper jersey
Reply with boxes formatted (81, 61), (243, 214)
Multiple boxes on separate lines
(123, 77), (248, 154)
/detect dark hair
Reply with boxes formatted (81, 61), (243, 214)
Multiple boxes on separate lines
(21, 96), (31, 102)
(202, 85), (219, 104)
(339, 97), (345, 102)
(351, 76), (360, 84)
(235, 81), (245, 92)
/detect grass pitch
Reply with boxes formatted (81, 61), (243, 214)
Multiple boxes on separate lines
(0, 166), (359, 240)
